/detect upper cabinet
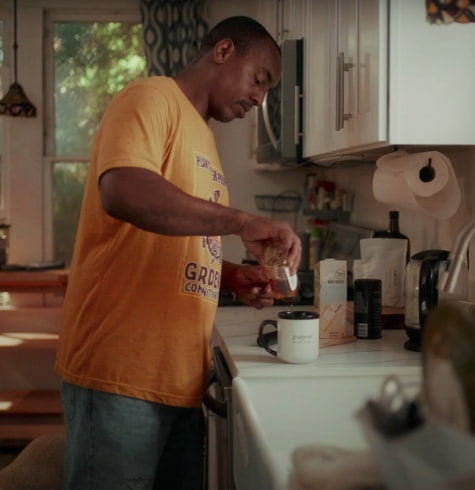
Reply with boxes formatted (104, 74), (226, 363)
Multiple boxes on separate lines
(255, 0), (475, 164)
(255, 0), (307, 42)
(308, 0), (475, 161)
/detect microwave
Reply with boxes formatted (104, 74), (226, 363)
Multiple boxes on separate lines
(255, 38), (304, 165)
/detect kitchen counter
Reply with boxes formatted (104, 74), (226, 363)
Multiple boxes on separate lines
(213, 305), (421, 379)
(212, 305), (422, 490)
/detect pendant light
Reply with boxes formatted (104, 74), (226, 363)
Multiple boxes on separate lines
(0, 0), (36, 117)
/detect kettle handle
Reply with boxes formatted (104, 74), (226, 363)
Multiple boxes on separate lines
(419, 259), (439, 329)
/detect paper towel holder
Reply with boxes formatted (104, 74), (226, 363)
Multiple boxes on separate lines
(419, 158), (435, 183)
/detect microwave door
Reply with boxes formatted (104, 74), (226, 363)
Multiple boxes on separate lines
(255, 38), (304, 165)
(262, 88), (280, 150)
(281, 38), (303, 161)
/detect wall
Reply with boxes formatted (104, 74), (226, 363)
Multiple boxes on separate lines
(310, 148), (475, 297)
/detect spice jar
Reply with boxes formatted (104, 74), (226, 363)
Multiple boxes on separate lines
(263, 240), (298, 303)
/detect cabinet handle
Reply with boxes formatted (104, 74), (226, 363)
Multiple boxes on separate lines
(294, 85), (303, 145)
(336, 52), (354, 131)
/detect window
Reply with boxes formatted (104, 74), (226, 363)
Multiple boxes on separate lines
(0, 18), (5, 218)
(45, 12), (146, 264)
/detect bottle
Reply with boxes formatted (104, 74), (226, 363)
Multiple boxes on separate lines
(373, 210), (411, 263)
(263, 240), (298, 303)
(308, 226), (323, 271)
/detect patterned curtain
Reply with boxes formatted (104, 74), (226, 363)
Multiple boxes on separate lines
(426, 0), (475, 24)
(140, 0), (209, 76)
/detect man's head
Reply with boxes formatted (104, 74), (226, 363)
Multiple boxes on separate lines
(190, 16), (282, 122)
(196, 16), (280, 60)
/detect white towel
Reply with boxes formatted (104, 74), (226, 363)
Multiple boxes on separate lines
(288, 445), (386, 490)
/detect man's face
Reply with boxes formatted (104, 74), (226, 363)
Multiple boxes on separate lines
(208, 38), (282, 123)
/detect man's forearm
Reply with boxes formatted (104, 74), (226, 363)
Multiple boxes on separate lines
(100, 167), (251, 236)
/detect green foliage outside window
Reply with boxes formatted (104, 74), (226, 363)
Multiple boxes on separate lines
(54, 21), (147, 156)
(53, 21), (147, 264)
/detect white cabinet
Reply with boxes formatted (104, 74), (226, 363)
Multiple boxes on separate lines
(305, 0), (475, 161)
(305, 0), (388, 158)
(254, 0), (306, 42)
(303, 0), (332, 156)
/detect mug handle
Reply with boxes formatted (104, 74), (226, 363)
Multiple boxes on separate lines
(258, 320), (278, 356)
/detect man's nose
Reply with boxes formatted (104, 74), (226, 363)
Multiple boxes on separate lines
(252, 87), (268, 107)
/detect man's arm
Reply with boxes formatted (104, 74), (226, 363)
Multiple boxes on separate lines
(99, 167), (301, 272)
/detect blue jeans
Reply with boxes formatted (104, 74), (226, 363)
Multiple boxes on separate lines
(61, 381), (205, 490)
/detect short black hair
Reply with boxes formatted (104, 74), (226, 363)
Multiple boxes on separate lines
(196, 16), (280, 58)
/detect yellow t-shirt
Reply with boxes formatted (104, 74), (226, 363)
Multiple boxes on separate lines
(55, 77), (229, 408)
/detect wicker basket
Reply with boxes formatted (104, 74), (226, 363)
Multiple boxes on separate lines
(254, 192), (302, 213)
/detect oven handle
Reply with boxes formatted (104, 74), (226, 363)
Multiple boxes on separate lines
(203, 370), (227, 418)
(203, 346), (233, 418)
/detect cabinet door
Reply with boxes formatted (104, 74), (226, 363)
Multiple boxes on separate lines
(254, 0), (307, 42)
(303, 0), (333, 157)
(331, 0), (358, 152)
(388, 0), (475, 145)
(281, 0), (307, 40)
(352, 0), (388, 148)
(254, 0), (278, 39)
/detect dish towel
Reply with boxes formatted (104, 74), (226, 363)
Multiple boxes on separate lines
(288, 445), (386, 490)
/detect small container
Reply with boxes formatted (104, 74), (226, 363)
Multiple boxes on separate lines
(264, 241), (298, 303)
(354, 278), (382, 339)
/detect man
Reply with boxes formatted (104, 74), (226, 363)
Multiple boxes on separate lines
(55, 16), (301, 489)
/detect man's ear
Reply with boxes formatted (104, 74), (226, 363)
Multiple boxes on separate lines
(213, 38), (235, 64)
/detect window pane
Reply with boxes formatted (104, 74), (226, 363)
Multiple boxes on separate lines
(53, 21), (146, 156)
(52, 162), (88, 264)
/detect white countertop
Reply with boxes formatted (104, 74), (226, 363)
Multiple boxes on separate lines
(213, 305), (421, 378)
(212, 305), (423, 490)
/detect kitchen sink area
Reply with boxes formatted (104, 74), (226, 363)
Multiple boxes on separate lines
(210, 305), (423, 490)
(232, 372), (421, 490)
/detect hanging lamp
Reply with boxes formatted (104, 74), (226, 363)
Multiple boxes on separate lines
(0, 0), (36, 117)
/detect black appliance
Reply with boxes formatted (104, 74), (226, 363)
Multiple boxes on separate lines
(255, 38), (304, 165)
(404, 250), (449, 352)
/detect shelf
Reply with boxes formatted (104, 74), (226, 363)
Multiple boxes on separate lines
(0, 332), (58, 349)
(0, 270), (68, 293)
(302, 209), (350, 221)
(0, 390), (63, 441)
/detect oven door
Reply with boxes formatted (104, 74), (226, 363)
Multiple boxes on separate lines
(203, 346), (235, 490)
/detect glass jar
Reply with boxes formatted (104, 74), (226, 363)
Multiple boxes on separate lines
(263, 240), (298, 303)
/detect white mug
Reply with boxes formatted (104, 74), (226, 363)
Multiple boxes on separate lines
(258, 310), (319, 364)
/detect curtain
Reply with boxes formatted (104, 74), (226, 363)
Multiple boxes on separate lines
(426, 0), (475, 24)
(140, 0), (209, 76)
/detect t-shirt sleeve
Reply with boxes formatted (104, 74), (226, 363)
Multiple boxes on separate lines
(93, 83), (174, 179)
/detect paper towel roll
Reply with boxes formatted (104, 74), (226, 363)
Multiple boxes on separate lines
(372, 150), (461, 219)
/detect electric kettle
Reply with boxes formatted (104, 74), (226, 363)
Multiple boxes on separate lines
(404, 249), (468, 351)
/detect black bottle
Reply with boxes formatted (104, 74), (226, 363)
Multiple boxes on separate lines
(373, 210), (411, 263)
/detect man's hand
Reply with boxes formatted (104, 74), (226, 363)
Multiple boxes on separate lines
(239, 216), (302, 274)
(223, 263), (274, 309)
